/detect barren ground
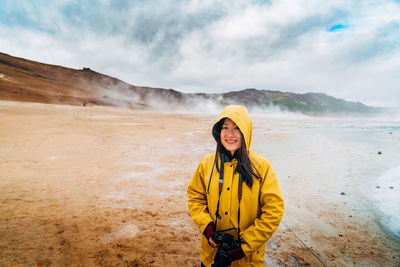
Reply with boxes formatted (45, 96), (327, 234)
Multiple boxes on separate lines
(0, 101), (399, 266)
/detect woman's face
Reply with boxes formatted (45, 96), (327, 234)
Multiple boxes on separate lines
(220, 118), (242, 155)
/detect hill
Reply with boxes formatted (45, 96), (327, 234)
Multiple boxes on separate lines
(219, 89), (375, 115)
(0, 52), (378, 115)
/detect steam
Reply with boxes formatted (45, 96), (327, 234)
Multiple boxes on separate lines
(94, 84), (305, 117)
(99, 82), (141, 108)
(72, 74), (400, 120)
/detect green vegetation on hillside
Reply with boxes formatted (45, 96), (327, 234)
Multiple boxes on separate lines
(260, 91), (374, 115)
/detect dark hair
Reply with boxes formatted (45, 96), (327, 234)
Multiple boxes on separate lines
(212, 119), (261, 188)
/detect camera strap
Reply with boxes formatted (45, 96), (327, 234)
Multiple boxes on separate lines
(215, 152), (225, 224)
(237, 174), (242, 240)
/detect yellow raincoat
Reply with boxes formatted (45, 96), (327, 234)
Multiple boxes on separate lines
(187, 105), (284, 266)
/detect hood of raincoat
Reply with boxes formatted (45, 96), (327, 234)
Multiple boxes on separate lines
(212, 105), (252, 151)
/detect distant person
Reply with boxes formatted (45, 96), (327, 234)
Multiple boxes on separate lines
(187, 105), (284, 267)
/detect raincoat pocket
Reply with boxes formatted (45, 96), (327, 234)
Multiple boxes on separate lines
(200, 235), (217, 266)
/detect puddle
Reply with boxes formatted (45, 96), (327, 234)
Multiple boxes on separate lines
(100, 223), (139, 243)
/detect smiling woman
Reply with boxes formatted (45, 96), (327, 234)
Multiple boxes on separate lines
(187, 105), (284, 267)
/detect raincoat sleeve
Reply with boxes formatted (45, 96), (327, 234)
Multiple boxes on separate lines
(240, 162), (284, 255)
(187, 157), (214, 234)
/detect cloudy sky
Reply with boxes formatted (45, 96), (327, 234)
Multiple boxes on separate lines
(1, 0), (400, 107)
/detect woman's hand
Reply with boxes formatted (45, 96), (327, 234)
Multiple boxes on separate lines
(208, 237), (220, 248)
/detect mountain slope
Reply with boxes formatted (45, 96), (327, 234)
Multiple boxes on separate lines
(0, 52), (151, 107)
(0, 52), (377, 115)
(220, 89), (373, 114)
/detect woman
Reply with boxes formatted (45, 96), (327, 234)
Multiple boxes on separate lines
(187, 105), (284, 266)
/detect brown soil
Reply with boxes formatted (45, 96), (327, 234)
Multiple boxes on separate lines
(0, 101), (399, 267)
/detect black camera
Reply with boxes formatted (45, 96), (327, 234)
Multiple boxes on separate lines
(211, 232), (241, 267)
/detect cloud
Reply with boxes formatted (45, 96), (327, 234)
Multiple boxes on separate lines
(0, 0), (400, 106)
